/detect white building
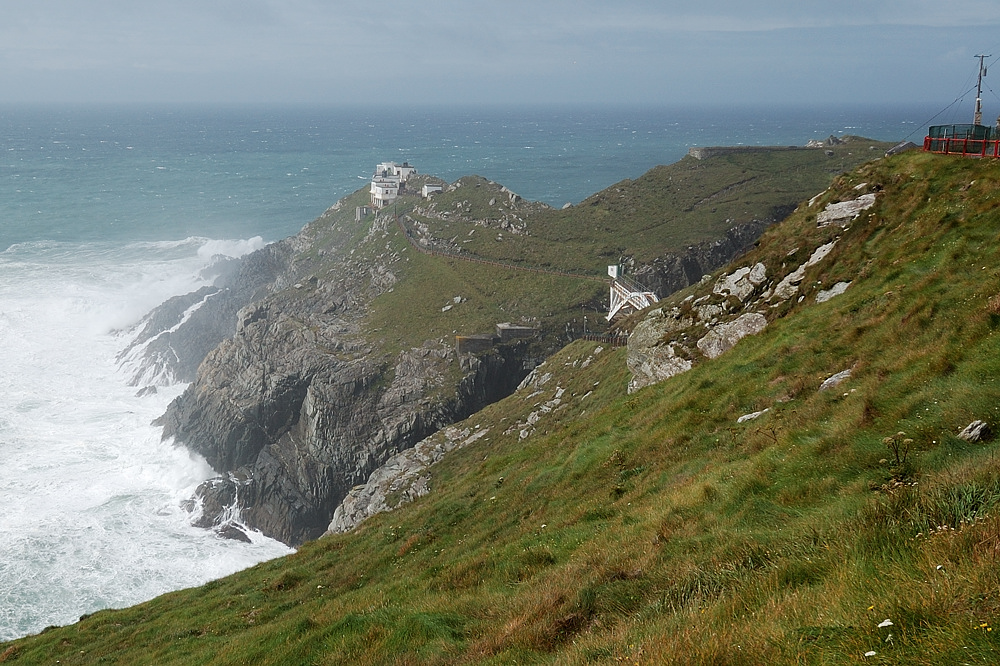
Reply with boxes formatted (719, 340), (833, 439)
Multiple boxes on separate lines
(375, 161), (416, 183)
(395, 162), (416, 182)
(370, 175), (400, 209)
(422, 183), (443, 198)
(370, 161), (417, 209)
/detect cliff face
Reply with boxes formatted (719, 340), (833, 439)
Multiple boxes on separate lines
(131, 203), (535, 546)
(117, 243), (294, 386)
(130, 147), (880, 547)
(629, 216), (780, 298)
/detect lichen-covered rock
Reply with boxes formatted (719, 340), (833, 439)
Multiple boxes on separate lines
(626, 218), (849, 393)
(771, 240), (838, 303)
(696, 313), (768, 359)
(816, 193), (876, 228)
(819, 369), (852, 391)
(627, 343), (693, 394)
(713, 263), (766, 302)
(958, 420), (991, 443)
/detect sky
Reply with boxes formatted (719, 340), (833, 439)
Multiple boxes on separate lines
(3, 1), (1000, 107)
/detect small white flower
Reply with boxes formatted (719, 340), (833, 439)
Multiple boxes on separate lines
(864, 651), (877, 657)
(878, 619), (893, 628)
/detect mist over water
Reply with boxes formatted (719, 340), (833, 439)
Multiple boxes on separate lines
(0, 103), (936, 640)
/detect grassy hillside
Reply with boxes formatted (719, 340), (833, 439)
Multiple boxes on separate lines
(14, 148), (1000, 664)
(405, 139), (886, 271)
(280, 141), (888, 358)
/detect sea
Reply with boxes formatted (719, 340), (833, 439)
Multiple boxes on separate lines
(0, 102), (941, 641)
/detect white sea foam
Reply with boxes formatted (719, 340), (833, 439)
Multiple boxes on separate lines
(196, 235), (267, 261)
(0, 240), (292, 642)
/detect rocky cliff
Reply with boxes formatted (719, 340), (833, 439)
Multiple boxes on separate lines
(629, 216), (776, 297)
(128, 201), (538, 546)
(127, 146), (887, 547)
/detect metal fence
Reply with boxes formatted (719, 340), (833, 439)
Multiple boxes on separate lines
(924, 123), (1000, 157)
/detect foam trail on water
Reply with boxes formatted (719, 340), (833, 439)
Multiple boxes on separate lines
(0, 239), (291, 642)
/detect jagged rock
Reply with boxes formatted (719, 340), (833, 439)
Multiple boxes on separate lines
(816, 281), (852, 303)
(696, 313), (768, 359)
(957, 420), (991, 443)
(713, 263), (767, 302)
(772, 240), (838, 302)
(633, 219), (774, 299)
(216, 524), (252, 543)
(816, 194), (876, 228)
(145, 208), (538, 546)
(117, 244), (293, 385)
(819, 369), (852, 391)
(326, 426), (490, 534)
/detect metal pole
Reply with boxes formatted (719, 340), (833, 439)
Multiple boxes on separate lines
(975, 54), (990, 126)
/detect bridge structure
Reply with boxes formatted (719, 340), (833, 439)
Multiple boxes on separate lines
(607, 265), (659, 321)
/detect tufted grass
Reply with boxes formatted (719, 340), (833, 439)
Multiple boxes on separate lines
(10, 150), (1000, 664)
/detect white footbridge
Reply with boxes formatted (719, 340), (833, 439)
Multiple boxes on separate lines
(607, 265), (659, 321)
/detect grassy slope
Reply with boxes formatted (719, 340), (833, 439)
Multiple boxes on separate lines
(409, 141), (886, 271)
(359, 141), (890, 355)
(13, 150), (1000, 664)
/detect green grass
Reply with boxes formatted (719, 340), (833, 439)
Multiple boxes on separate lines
(12, 150), (1000, 664)
(407, 139), (892, 271)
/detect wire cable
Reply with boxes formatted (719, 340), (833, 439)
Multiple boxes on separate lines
(902, 83), (979, 141)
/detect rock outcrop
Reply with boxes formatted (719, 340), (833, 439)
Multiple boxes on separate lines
(630, 218), (775, 298)
(626, 189), (877, 394)
(326, 425), (490, 534)
(118, 244), (294, 386)
(136, 205), (537, 546)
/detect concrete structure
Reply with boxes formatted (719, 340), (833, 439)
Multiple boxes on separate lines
(422, 183), (444, 198)
(688, 145), (805, 160)
(496, 323), (538, 341)
(455, 334), (497, 355)
(456, 323), (539, 355)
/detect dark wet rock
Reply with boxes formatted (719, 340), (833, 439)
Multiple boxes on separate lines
(216, 524), (252, 543)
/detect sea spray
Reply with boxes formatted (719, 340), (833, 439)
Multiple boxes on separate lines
(0, 238), (291, 642)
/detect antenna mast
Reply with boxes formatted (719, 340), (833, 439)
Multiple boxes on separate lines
(975, 54), (990, 126)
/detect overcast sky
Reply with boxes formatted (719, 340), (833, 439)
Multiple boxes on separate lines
(3, 1), (1000, 107)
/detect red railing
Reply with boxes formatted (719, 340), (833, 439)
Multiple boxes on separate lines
(924, 136), (1000, 157)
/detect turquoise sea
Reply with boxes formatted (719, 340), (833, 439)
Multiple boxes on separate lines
(0, 103), (940, 640)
